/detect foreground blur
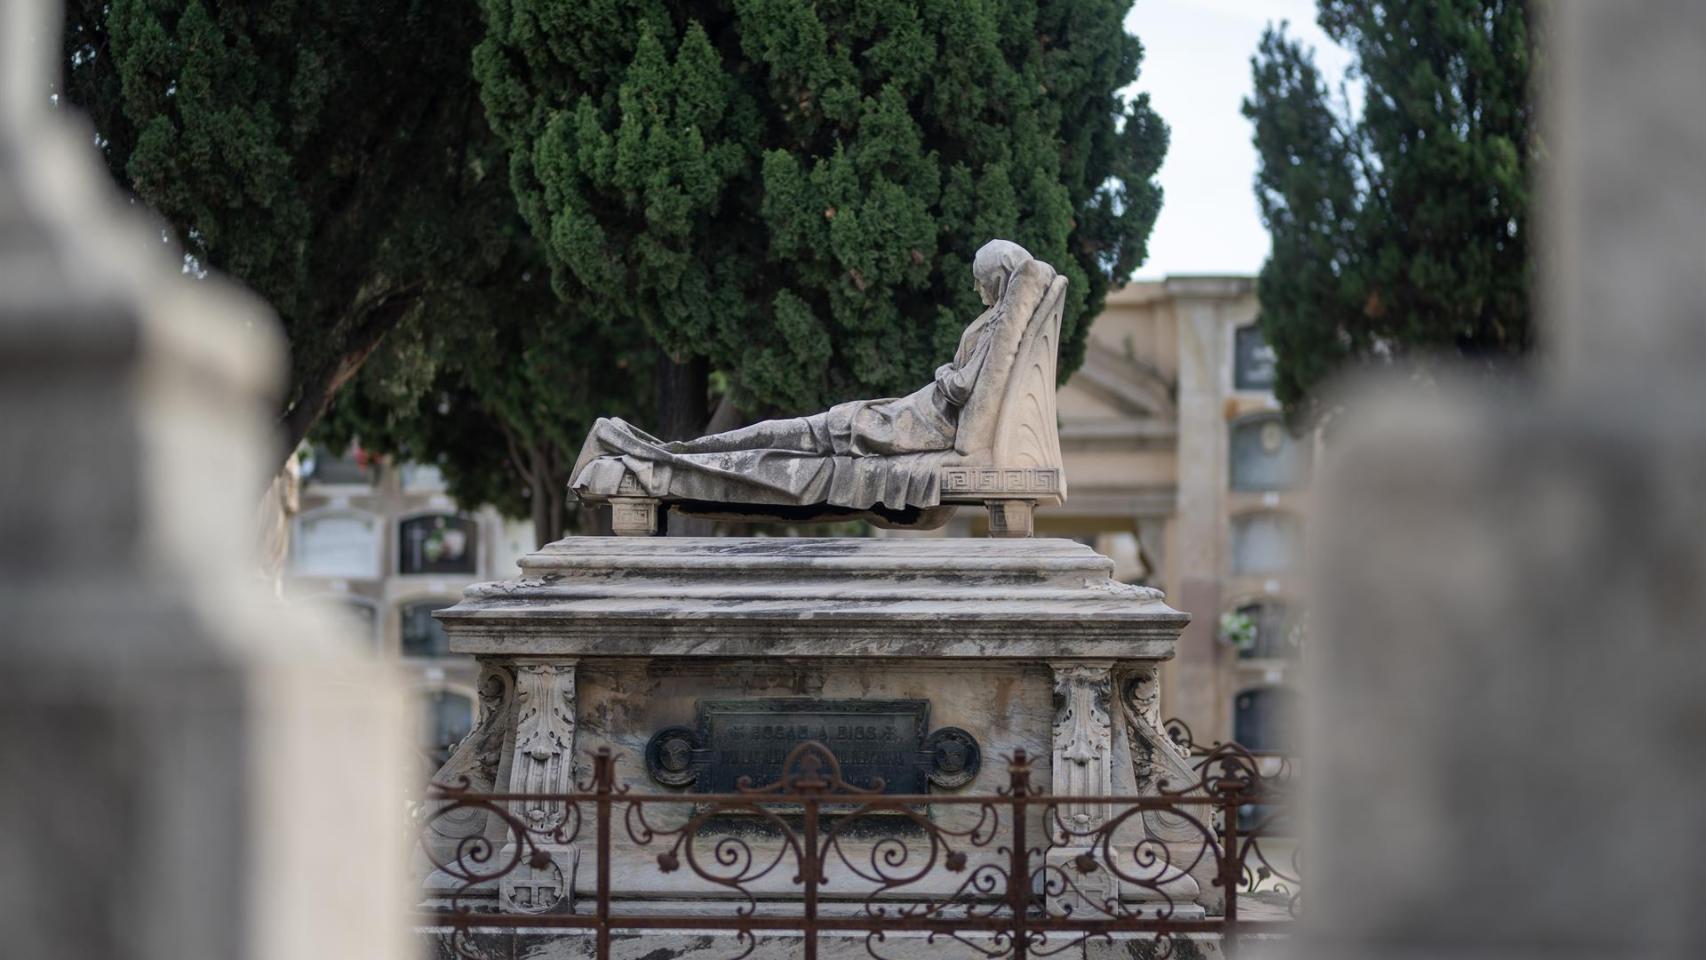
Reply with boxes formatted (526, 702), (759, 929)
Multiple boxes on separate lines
(1300, 1), (1706, 957)
(0, 2), (408, 959)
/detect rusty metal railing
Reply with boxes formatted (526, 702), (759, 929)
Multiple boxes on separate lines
(414, 740), (1297, 959)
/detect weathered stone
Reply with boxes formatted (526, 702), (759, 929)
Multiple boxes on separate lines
(426, 928), (1039, 959)
(0, 7), (407, 959)
(423, 928), (1236, 959)
(441, 536), (1183, 659)
(986, 498), (1038, 537)
(570, 240), (1068, 535)
(1296, 3), (1706, 958)
(609, 497), (660, 537)
(423, 534), (1198, 934)
(1081, 934), (1226, 960)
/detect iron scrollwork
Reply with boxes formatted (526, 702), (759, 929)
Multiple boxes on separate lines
(414, 736), (1298, 960)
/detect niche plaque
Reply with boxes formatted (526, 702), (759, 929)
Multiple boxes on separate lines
(644, 699), (981, 794)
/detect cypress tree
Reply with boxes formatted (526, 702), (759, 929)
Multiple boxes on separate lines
(474, 0), (1168, 433)
(1245, 0), (1536, 423)
(60, 0), (530, 462)
(65, 1), (655, 537)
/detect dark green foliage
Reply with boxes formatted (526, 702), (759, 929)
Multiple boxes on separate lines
(1245, 1), (1536, 423)
(321, 249), (653, 542)
(60, 0), (533, 459)
(63, 0), (1164, 539)
(62, 1), (648, 539)
(474, 0), (1167, 421)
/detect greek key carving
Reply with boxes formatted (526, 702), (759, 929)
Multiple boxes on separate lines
(941, 466), (1062, 496)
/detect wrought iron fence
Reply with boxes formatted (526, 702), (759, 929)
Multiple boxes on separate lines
(1163, 718), (1296, 837)
(1163, 718), (1293, 764)
(414, 739), (1296, 959)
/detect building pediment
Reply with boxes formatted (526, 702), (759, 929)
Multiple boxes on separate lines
(1066, 339), (1175, 419)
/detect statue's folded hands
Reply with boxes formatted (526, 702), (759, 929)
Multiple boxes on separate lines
(570, 238), (1067, 536)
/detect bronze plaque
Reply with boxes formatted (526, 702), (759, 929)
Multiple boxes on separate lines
(648, 698), (932, 794)
(700, 698), (927, 794)
(645, 699), (982, 795)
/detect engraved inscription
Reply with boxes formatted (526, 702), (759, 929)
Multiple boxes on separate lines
(696, 699), (930, 795)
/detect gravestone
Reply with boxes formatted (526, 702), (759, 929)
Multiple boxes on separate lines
(0, 5), (406, 958)
(1298, 1), (1706, 957)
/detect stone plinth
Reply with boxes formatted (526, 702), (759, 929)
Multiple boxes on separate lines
(423, 536), (1209, 936)
(442, 537), (1183, 659)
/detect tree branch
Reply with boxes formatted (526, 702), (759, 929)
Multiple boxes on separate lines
(276, 284), (423, 468)
(498, 420), (539, 491)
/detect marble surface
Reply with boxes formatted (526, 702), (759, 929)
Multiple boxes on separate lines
(440, 536), (1187, 659)
(422, 534), (1202, 925)
(568, 241), (1068, 533)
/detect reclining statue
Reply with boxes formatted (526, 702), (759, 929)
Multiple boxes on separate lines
(569, 238), (1068, 536)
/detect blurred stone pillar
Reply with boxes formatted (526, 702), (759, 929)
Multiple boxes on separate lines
(0, 4), (407, 959)
(1300, 1), (1706, 957)
(1172, 285), (1230, 742)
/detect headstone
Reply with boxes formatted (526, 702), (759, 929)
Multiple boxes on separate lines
(0, 5), (407, 958)
(1299, 1), (1706, 956)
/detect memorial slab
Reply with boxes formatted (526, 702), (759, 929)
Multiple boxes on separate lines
(420, 534), (1210, 945)
(439, 536), (1181, 659)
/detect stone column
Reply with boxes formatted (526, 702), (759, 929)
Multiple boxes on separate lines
(1170, 284), (1230, 741)
(1299, 2), (1706, 957)
(0, 4), (407, 958)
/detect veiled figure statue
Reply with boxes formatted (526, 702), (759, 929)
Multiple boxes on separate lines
(570, 239), (1068, 536)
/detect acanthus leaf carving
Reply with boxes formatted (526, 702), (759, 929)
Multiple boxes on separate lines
(508, 661), (577, 832)
(1050, 661), (1114, 832)
(514, 662), (575, 762)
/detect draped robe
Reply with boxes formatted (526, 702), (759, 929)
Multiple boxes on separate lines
(569, 297), (1012, 513)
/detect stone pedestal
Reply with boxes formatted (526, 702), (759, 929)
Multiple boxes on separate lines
(422, 536), (1209, 946)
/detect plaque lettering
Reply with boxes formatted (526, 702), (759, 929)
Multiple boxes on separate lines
(700, 699), (928, 794)
(644, 699), (983, 795)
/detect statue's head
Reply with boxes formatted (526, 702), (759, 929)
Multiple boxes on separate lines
(973, 240), (1033, 306)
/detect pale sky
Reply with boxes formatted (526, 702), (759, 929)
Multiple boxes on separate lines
(1123, 0), (1354, 279)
